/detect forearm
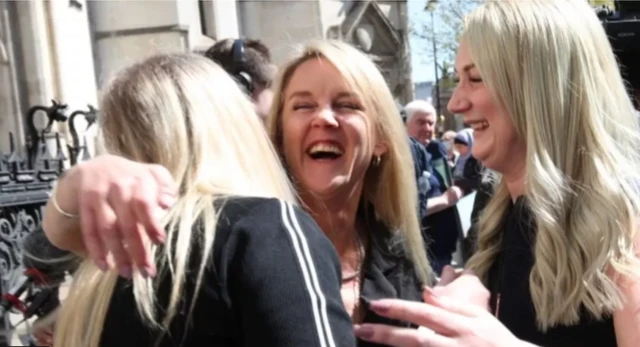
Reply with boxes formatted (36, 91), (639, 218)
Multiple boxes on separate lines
(425, 195), (450, 216)
(42, 168), (86, 256)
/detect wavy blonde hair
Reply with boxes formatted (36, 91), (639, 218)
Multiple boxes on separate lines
(266, 40), (431, 284)
(465, 0), (640, 330)
(54, 53), (296, 347)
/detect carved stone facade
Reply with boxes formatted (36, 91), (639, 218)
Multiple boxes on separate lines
(0, 0), (414, 151)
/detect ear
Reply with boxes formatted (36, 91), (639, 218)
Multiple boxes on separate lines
(373, 141), (388, 157)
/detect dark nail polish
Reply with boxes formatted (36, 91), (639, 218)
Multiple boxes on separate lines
(119, 265), (132, 278)
(370, 301), (390, 313)
(96, 260), (109, 272)
(354, 325), (374, 339)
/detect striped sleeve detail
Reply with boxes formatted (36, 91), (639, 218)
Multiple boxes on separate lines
(279, 200), (336, 347)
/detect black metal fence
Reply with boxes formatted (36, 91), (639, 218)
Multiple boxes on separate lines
(0, 100), (97, 343)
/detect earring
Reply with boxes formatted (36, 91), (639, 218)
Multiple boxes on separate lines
(373, 155), (381, 167)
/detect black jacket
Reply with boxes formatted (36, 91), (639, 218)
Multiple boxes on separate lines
(101, 197), (356, 347)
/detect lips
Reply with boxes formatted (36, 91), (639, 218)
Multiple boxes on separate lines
(306, 141), (344, 160)
(468, 120), (489, 131)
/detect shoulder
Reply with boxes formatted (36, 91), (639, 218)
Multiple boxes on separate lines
(426, 140), (447, 159)
(217, 197), (318, 238)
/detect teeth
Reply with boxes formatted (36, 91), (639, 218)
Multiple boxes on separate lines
(309, 144), (343, 155)
(469, 121), (489, 131)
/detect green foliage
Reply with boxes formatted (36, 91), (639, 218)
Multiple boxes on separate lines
(412, 0), (483, 70)
(588, 0), (615, 8)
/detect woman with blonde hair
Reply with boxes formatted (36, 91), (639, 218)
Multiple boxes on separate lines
(353, 0), (640, 346)
(43, 53), (356, 347)
(266, 40), (432, 345)
(43, 41), (435, 346)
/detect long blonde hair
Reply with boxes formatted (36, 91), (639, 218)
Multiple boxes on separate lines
(465, 0), (640, 330)
(267, 40), (431, 284)
(54, 53), (296, 347)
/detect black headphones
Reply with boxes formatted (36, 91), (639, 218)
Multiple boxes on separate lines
(231, 39), (254, 94)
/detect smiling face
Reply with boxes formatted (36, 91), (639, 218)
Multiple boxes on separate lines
(448, 39), (526, 173)
(280, 57), (386, 199)
(406, 111), (436, 145)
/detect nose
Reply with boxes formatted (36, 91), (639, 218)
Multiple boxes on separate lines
(310, 105), (339, 128)
(447, 85), (471, 114)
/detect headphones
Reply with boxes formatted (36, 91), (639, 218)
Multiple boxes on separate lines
(231, 39), (254, 94)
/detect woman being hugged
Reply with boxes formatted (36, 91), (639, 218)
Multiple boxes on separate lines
(353, 0), (640, 346)
(47, 54), (355, 347)
(267, 40), (432, 344)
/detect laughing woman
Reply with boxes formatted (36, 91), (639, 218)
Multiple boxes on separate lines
(353, 0), (640, 346)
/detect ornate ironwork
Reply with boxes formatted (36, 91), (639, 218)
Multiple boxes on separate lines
(0, 100), (98, 334)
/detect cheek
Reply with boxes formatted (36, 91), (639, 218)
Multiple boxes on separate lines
(281, 117), (302, 161)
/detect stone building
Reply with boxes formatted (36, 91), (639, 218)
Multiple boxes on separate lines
(0, 0), (414, 153)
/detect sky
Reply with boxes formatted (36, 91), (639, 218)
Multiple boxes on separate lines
(408, 0), (438, 84)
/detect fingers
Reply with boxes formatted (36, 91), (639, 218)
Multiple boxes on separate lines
(354, 324), (453, 347)
(437, 265), (460, 286)
(80, 188), (108, 271)
(368, 299), (466, 336)
(423, 289), (489, 318)
(94, 197), (131, 278)
(132, 176), (168, 245)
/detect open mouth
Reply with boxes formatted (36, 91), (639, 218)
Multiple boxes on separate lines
(468, 120), (489, 132)
(307, 143), (344, 160)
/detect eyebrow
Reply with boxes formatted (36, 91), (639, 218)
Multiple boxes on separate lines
(454, 63), (476, 74)
(286, 90), (358, 101)
(286, 91), (312, 101)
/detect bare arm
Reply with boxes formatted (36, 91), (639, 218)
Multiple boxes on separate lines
(43, 168), (85, 256)
(613, 224), (640, 347)
(425, 186), (463, 216)
(41, 155), (177, 277)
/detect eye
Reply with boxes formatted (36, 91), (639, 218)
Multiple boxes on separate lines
(335, 102), (362, 111)
(292, 103), (314, 111)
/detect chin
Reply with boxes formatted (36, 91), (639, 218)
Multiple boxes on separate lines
(300, 177), (347, 200)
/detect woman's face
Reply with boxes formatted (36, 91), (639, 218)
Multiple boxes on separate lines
(447, 40), (526, 173)
(454, 143), (469, 157)
(280, 58), (384, 199)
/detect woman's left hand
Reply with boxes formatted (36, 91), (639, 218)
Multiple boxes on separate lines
(354, 290), (527, 347)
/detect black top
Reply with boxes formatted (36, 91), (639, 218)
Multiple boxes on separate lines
(356, 204), (427, 347)
(487, 197), (617, 347)
(100, 197), (356, 347)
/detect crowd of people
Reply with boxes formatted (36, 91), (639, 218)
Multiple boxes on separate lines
(32, 0), (640, 346)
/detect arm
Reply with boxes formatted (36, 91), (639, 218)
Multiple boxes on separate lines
(613, 226), (640, 347)
(42, 167), (86, 256)
(228, 200), (356, 347)
(425, 187), (463, 217)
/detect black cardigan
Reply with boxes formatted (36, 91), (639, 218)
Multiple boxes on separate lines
(100, 197), (356, 347)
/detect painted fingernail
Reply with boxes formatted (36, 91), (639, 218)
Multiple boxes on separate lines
(141, 265), (156, 278)
(354, 324), (374, 339)
(119, 265), (132, 278)
(424, 286), (439, 297)
(370, 301), (390, 313)
(159, 193), (176, 208)
(96, 260), (109, 272)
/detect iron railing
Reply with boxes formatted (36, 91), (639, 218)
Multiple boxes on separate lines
(0, 100), (97, 344)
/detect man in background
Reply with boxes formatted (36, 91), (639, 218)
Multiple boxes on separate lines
(204, 38), (276, 122)
(403, 100), (463, 275)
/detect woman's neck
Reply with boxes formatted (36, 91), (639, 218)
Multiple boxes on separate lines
(503, 162), (526, 202)
(302, 193), (361, 256)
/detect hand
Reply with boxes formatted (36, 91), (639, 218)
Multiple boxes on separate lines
(62, 154), (177, 278)
(444, 186), (464, 206)
(354, 291), (523, 347)
(33, 324), (54, 347)
(431, 265), (490, 311)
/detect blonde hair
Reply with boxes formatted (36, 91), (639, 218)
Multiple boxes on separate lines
(266, 40), (431, 284)
(465, 0), (640, 330)
(54, 53), (296, 347)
